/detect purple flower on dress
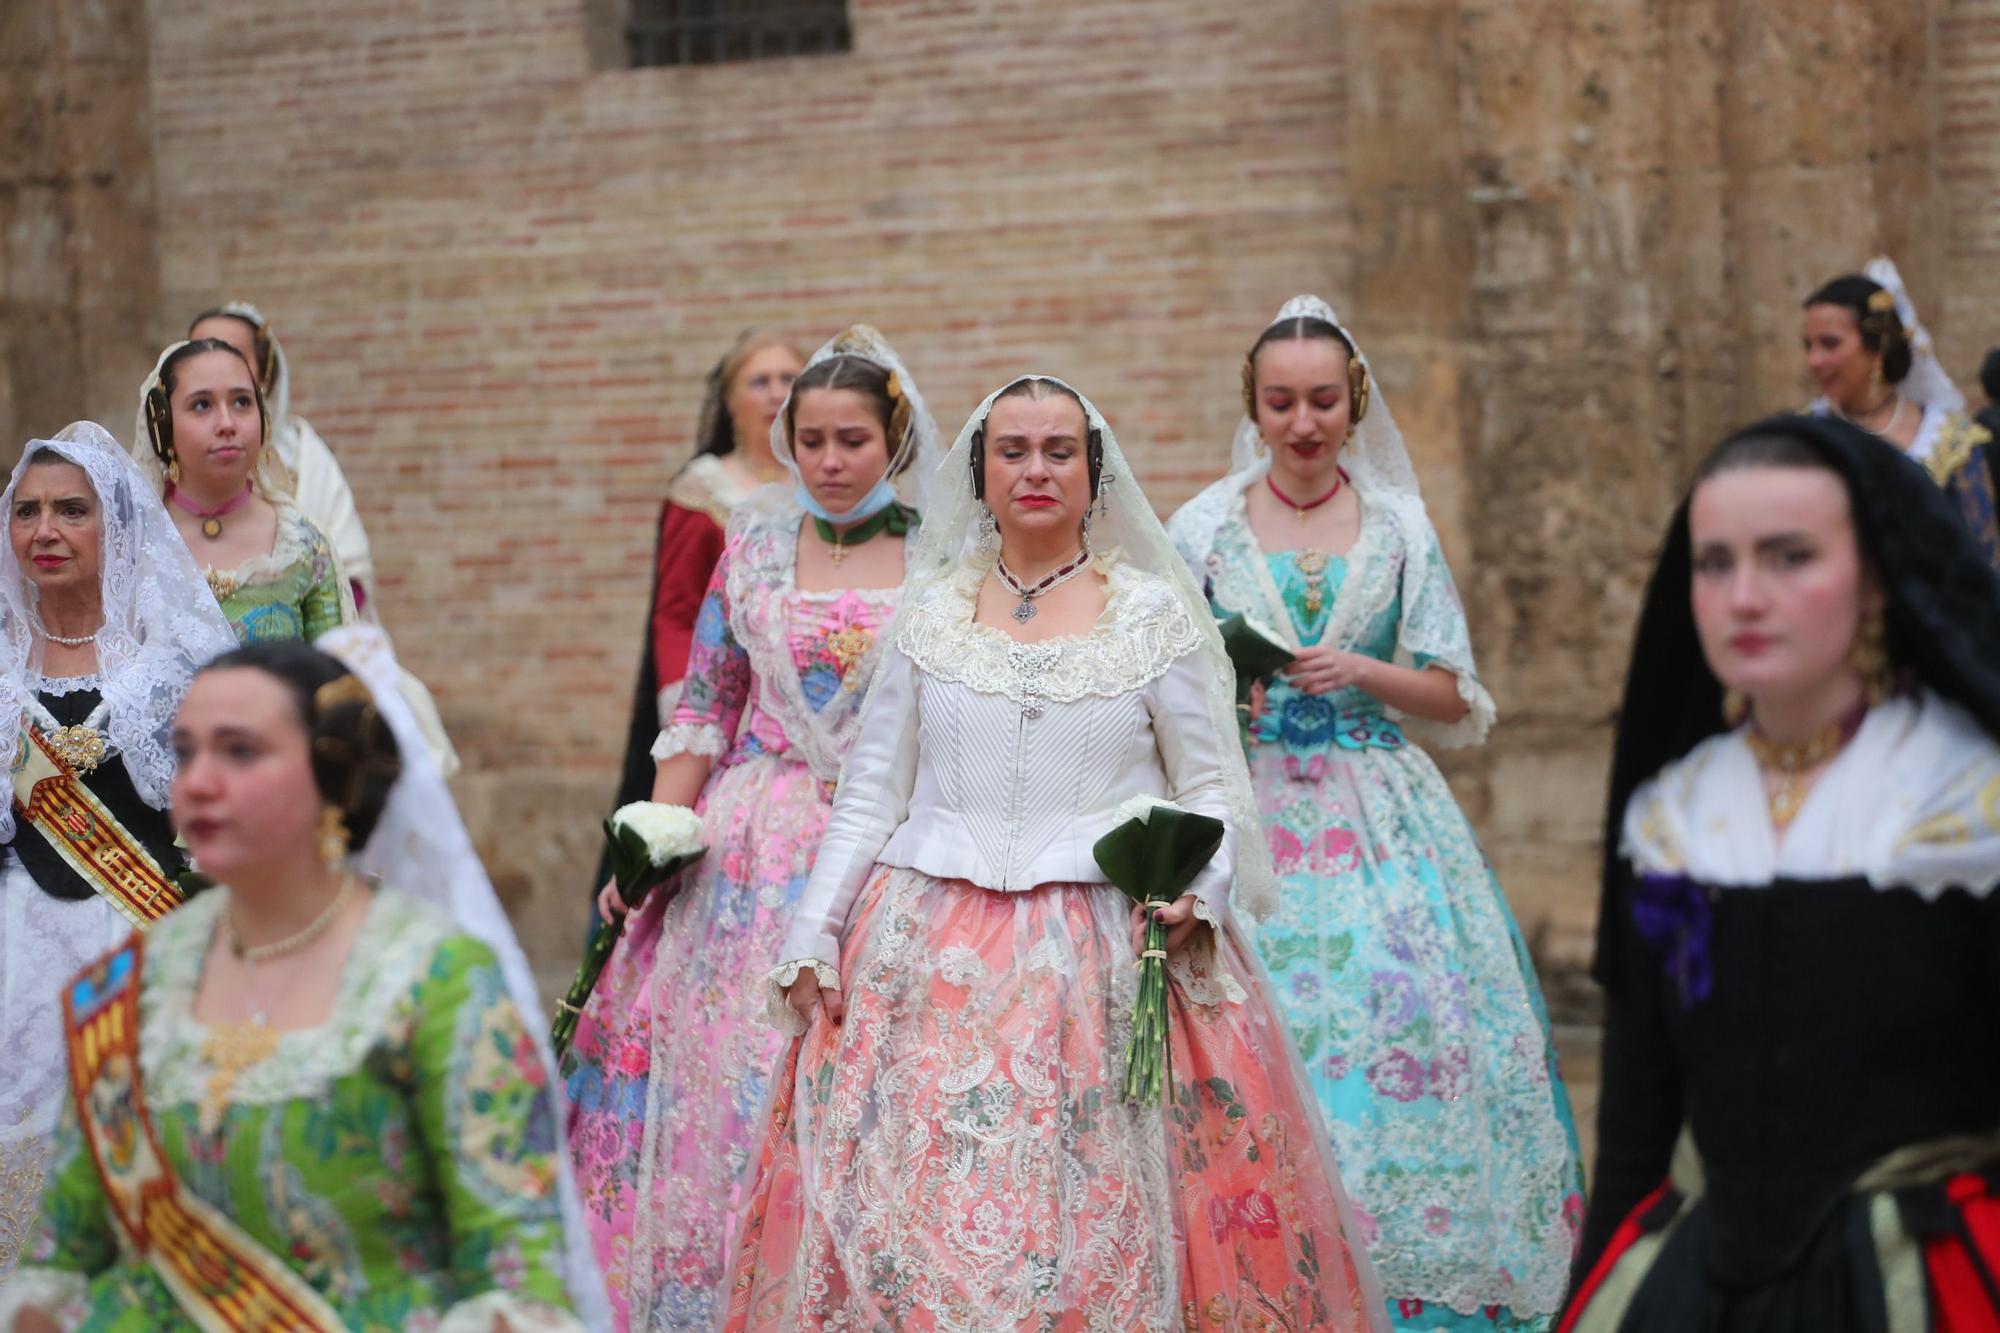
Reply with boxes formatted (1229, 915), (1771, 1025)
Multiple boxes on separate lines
(1630, 872), (1714, 1008)
(1366, 1049), (1425, 1103)
(1290, 970), (1322, 1004)
(1367, 970), (1421, 1030)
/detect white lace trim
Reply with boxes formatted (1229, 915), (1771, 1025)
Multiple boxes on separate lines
(143, 889), (454, 1111)
(897, 559), (1202, 713)
(0, 1266), (87, 1326)
(435, 1288), (586, 1333)
(762, 958), (841, 1036)
(34, 673), (102, 698)
(650, 722), (728, 763)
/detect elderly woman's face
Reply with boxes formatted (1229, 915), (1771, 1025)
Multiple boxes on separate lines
(982, 393), (1091, 545)
(1689, 462), (1878, 709)
(11, 460), (102, 598)
(728, 344), (805, 452)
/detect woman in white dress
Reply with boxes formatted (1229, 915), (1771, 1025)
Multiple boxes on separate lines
(726, 375), (1387, 1332)
(0, 423), (238, 1281)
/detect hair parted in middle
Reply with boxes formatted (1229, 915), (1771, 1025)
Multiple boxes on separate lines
(969, 377), (1105, 501)
(1242, 315), (1371, 428)
(145, 339), (269, 480)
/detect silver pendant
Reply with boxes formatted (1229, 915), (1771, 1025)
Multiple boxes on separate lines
(1011, 599), (1037, 623)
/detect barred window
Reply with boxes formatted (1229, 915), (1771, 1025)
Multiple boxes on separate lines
(626, 0), (851, 67)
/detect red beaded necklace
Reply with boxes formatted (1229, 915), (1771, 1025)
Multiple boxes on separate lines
(1266, 469), (1348, 524)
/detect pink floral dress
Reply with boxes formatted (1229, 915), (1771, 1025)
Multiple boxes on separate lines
(561, 495), (900, 1332)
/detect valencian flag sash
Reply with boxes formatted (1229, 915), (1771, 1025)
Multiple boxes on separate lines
(63, 940), (347, 1332)
(13, 725), (182, 927)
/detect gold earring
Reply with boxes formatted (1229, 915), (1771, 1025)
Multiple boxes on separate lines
(1850, 609), (1892, 706)
(318, 804), (350, 873)
(165, 453), (181, 487)
(1722, 688), (1749, 727)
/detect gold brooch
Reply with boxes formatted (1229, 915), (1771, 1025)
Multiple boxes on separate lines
(825, 626), (875, 691)
(48, 724), (108, 775)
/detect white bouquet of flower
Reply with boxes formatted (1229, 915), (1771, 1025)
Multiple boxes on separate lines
(552, 801), (706, 1057)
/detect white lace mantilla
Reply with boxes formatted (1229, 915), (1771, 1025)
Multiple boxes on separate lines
(896, 558), (1202, 718)
(142, 888), (453, 1112)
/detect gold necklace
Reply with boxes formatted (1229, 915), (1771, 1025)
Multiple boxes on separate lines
(1741, 703), (1868, 829)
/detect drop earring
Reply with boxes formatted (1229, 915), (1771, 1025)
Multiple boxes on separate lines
(318, 804), (350, 874)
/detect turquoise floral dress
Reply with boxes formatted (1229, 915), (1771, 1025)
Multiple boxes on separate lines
(0, 889), (585, 1332)
(1170, 481), (1584, 1332)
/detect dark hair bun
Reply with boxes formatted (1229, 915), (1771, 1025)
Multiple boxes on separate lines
(1805, 275), (1912, 385)
(196, 641), (403, 853)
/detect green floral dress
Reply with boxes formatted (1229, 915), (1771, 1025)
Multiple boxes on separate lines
(0, 890), (584, 1332)
(204, 505), (349, 643)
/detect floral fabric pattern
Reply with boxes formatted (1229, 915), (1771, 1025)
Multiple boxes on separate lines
(562, 523), (899, 1332)
(3, 890), (580, 1332)
(1186, 486), (1584, 1329)
(206, 506), (348, 643)
(723, 866), (1380, 1331)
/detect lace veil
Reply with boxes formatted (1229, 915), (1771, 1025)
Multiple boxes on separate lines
(767, 323), (944, 512)
(316, 624), (612, 1328)
(0, 422), (239, 840)
(1173, 295), (1495, 748)
(1863, 256), (1965, 415)
(129, 341), (296, 503)
(873, 375), (1279, 920)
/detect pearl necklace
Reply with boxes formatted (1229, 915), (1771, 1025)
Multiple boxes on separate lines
(222, 875), (357, 965)
(1834, 392), (1908, 442)
(38, 625), (98, 647)
(995, 545), (1093, 623)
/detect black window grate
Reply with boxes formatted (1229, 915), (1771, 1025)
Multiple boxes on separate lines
(627, 0), (851, 66)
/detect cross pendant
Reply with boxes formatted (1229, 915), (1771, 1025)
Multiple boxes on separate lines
(829, 544), (848, 567)
(1011, 599), (1037, 623)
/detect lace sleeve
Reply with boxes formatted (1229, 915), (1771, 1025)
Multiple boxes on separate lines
(1389, 507), (1496, 749)
(776, 646), (921, 975)
(653, 556), (749, 763)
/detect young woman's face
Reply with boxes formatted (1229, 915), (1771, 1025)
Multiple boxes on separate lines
(1253, 336), (1353, 487)
(981, 393), (1091, 546)
(791, 388), (892, 512)
(171, 668), (324, 882)
(169, 349), (263, 489)
(1689, 462), (1879, 707)
(1801, 303), (1878, 411)
(727, 344), (805, 452)
(10, 460), (102, 598)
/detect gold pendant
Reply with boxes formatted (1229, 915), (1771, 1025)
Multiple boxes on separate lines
(48, 724), (108, 775)
(201, 517), (223, 539)
(1297, 548), (1329, 618)
(205, 570), (242, 601)
(198, 1021), (279, 1136)
(829, 542), (847, 567)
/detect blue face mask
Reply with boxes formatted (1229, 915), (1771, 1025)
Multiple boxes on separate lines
(796, 474), (898, 527)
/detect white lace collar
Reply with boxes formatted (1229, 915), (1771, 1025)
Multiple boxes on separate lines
(1623, 691), (2000, 897)
(142, 887), (454, 1111)
(895, 556), (1203, 712)
(35, 673), (103, 697)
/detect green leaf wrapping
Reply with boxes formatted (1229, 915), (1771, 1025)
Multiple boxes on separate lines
(1091, 805), (1227, 907)
(1216, 612), (1296, 705)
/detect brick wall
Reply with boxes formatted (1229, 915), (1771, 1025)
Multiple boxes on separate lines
(144, 0), (1348, 991)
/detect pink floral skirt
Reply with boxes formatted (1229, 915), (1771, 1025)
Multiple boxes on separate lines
(723, 865), (1387, 1331)
(563, 753), (833, 1331)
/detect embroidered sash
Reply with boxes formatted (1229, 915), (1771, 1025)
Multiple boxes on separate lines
(13, 726), (182, 927)
(63, 941), (348, 1333)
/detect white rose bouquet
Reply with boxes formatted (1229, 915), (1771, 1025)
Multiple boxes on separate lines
(1093, 795), (1226, 1104)
(551, 801), (706, 1058)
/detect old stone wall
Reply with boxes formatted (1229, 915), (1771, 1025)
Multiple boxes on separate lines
(8, 0), (1993, 1004)
(0, 0), (160, 458)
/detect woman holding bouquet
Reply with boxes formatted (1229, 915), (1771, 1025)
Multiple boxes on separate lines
(562, 326), (936, 1331)
(733, 375), (1386, 1331)
(1166, 297), (1582, 1330)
